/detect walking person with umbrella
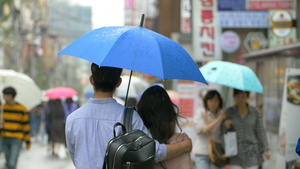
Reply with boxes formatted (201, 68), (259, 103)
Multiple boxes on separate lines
(222, 89), (270, 169)
(65, 63), (193, 168)
(48, 99), (66, 158)
(65, 64), (193, 168)
(0, 87), (31, 169)
(60, 14), (207, 168)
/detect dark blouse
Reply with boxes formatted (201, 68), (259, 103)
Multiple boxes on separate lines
(224, 105), (269, 168)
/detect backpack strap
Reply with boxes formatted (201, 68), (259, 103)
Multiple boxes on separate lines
(103, 107), (135, 169)
(123, 107), (134, 132)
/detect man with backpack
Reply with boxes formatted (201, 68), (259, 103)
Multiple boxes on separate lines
(65, 63), (192, 169)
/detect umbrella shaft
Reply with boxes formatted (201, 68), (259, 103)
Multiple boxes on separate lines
(124, 71), (133, 107)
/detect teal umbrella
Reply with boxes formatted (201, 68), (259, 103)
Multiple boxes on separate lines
(200, 61), (263, 93)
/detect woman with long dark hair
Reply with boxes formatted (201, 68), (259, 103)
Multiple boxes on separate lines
(137, 85), (193, 169)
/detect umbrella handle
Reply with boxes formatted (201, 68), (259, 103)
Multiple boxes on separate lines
(124, 71), (133, 107)
(124, 13), (145, 106)
(140, 14), (145, 27)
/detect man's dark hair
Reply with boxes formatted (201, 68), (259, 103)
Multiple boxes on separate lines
(3, 87), (17, 98)
(233, 88), (250, 97)
(91, 63), (122, 92)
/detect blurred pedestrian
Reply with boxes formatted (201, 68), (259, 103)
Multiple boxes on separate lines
(48, 99), (66, 158)
(0, 98), (3, 156)
(296, 137), (300, 156)
(223, 89), (270, 169)
(63, 98), (78, 123)
(192, 90), (226, 169)
(43, 100), (52, 148)
(29, 103), (43, 141)
(40, 99), (49, 144)
(0, 87), (31, 169)
(137, 85), (193, 169)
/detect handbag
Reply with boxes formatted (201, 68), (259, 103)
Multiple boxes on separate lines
(224, 128), (238, 157)
(205, 110), (229, 168)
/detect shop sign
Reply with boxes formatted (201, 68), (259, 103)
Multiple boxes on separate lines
(268, 28), (296, 48)
(218, 0), (246, 11)
(219, 31), (240, 53)
(247, 0), (292, 10)
(272, 10), (293, 38)
(244, 32), (267, 52)
(181, 0), (191, 33)
(192, 0), (221, 61)
(178, 81), (196, 118)
(218, 11), (268, 28)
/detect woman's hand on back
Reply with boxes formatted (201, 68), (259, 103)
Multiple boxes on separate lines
(182, 133), (192, 153)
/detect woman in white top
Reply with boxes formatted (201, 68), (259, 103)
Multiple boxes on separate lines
(193, 90), (226, 169)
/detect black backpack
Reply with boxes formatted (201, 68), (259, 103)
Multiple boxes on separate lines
(103, 107), (156, 169)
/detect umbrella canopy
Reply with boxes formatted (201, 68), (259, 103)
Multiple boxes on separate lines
(45, 87), (77, 99)
(115, 75), (150, 98)
(0, 69), (42, 111)
(58, 26), (206, 84)
(200, 61), (263, 93)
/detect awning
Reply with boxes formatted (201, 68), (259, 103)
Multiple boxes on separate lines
(242, 41), (300, 59)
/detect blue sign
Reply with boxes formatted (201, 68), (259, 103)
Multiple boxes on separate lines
(218, 0), (246, 11)
(218, 11), (269, 28)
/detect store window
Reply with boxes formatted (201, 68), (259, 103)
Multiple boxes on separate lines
(261, 56), (300, 134)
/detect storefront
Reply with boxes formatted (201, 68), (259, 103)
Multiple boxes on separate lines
(242, 41), (300, 133)
(241, 42), (300, 168)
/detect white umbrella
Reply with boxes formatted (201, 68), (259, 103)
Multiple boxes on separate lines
(0, 69), (42, 111)
(115, 75), (150, 98)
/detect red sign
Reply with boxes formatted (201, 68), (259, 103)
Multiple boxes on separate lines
(199, 0), (215, 58)
(193, 0), (221, 61)
(247, 0), (292, 10)
(179, 98), (194, 117)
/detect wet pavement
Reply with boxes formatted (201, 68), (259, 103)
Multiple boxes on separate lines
(0, 140), (75, 169)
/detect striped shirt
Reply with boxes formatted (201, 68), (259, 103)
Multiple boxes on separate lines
(1, 103), (31, 148)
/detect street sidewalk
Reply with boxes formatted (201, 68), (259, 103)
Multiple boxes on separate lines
(0, 141), (75, 169)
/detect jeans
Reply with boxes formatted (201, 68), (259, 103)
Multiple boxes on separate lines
(0, 136), (3, 151)
(194, 155), (220, 169)
(30, 112), (41, 137)
(3, 137), (22, 169)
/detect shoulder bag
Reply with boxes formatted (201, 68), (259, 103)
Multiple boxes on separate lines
(205, 110), (229, 168)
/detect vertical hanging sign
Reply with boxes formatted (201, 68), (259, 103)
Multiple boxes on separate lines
(192, 0), (221, 62)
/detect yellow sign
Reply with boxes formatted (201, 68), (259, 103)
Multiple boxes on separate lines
(272, 10), (293, 37)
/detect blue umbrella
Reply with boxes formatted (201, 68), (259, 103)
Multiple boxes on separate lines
(58, 17), (206, 84)
(200, 61), (263, 93)
(59, 14), (206, 105)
